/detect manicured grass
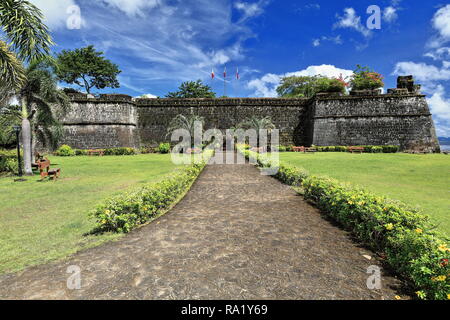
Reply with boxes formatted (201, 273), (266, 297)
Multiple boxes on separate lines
(0, 154), (181, 274)
(279, 152), (450, 236)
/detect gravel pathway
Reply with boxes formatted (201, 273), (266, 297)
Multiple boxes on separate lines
(0, 152), (403, 300)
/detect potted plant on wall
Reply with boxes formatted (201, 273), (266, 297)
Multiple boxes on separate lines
(349, 65), (384, 96)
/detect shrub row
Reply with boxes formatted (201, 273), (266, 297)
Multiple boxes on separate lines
(90, 157), (209, 234)
(240, 148), (449, 300)
(55, 144), (174, 156)
(0, 149), (21, 173)
(274, 145), (400, 153)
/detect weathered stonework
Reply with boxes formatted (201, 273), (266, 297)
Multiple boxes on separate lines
(136, 98), (310, 146)
(59, 91), (440, 152)
(60, 96), (140, 149)
(312, 95), (439, 152)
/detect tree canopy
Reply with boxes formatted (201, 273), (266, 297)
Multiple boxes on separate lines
(276, 75), (347, 98)
(166, 80), (216, 98)
(55, 45), (121, 94)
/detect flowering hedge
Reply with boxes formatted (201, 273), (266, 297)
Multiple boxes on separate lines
(90, 156), (210, 233)
(240, 148), (449, 300)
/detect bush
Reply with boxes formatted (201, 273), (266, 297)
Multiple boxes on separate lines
(104, 147), (137, 156)
(278, 146), (287, 152)
(382, 145), (400, 153)
(350, 65), (384, 90)
(371, 146), (383, 153)
(316, 77), (346, 95)
(0, 149), (21, 173)
(302, 177), (449, 300)
(91, 161), (208, 233)
(240, 146), (450, 300)
(55, 145), (75, 157)
(157, 143), (171, 154)
(74, 149), (88, 156)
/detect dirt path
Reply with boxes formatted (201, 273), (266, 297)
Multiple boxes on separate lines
(0, 152), (403, 299)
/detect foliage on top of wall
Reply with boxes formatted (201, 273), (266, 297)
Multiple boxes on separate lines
(350, 65), (384, 91)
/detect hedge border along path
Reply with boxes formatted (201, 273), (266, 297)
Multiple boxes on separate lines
(91, 151), (213, 233)
(239, 147), (449, 300)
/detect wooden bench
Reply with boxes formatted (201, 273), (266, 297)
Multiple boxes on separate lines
(292, 146), (305, 152)
(305, 147), (317, 153)
(348, 147), (364, 154)
(87, 149), (104, 156)
(38, 158), (61, 181)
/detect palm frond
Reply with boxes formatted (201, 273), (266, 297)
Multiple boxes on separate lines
(0, 40), (26, 89)
(0, 0), (54, 62)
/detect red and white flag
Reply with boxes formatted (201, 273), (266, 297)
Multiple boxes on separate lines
(211, 69), (215, 79)
(236, 67), (240, 80)
(223, 66), (227, 78)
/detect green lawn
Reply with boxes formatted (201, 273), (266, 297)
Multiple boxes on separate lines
(0, 154), (180, 274)
(280, 152), (450, 236)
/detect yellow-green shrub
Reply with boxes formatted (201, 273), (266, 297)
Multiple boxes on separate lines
(90, 161), (207, 233)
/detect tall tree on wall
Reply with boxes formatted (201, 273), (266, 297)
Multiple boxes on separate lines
(166, 80), (216, 98)
(0, 0), (54, 175)
(55, 46), (121, 94)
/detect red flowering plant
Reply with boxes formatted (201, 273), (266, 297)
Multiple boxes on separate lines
(350, 65), (384, 91)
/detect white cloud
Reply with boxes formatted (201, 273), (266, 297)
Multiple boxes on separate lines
(234, 1), (268, 20)
(248, 64), (354, 97)
(100, 0), (161, 17)
(393, 61), (450, 82)
(383, 6), (398, 23)
(428, 85), (450, 122)
(248, 73), (280, 97)
(137, 93), (158, 99)
(312, 35), (342, 47)
(333, 8), (371, 38)
(425, 47), (450, 60)
(30, 0), (77, 30)
(433, 5), (450, 40)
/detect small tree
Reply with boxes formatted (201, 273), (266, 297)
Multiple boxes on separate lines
(166, 114), (205, 149)
(56, 45), (121, 94)
(276, 75), (346, 98)
(237, 116), (276, 149)
(166, 80), (216, 98)
(350, 65), (384, 91)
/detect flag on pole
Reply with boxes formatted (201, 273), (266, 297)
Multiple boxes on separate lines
(236, 67), (240, 80)
(211, 69), (215, 79)
(223, 66), (227, 78)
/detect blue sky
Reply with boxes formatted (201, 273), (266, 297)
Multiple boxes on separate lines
(31, 0), (450, 136)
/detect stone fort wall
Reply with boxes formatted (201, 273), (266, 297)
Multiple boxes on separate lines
(59, 93), (440, 152)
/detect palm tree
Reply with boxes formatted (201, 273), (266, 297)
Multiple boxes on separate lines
(166, 114), (205, 150)
(0, 0), (55, 175)
(237, 116), (276, 149)
(1, 59), (70, 174)
(0, 0), (53, 89)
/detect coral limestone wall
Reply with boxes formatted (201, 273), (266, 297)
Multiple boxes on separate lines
(59, 93), (440, 152)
